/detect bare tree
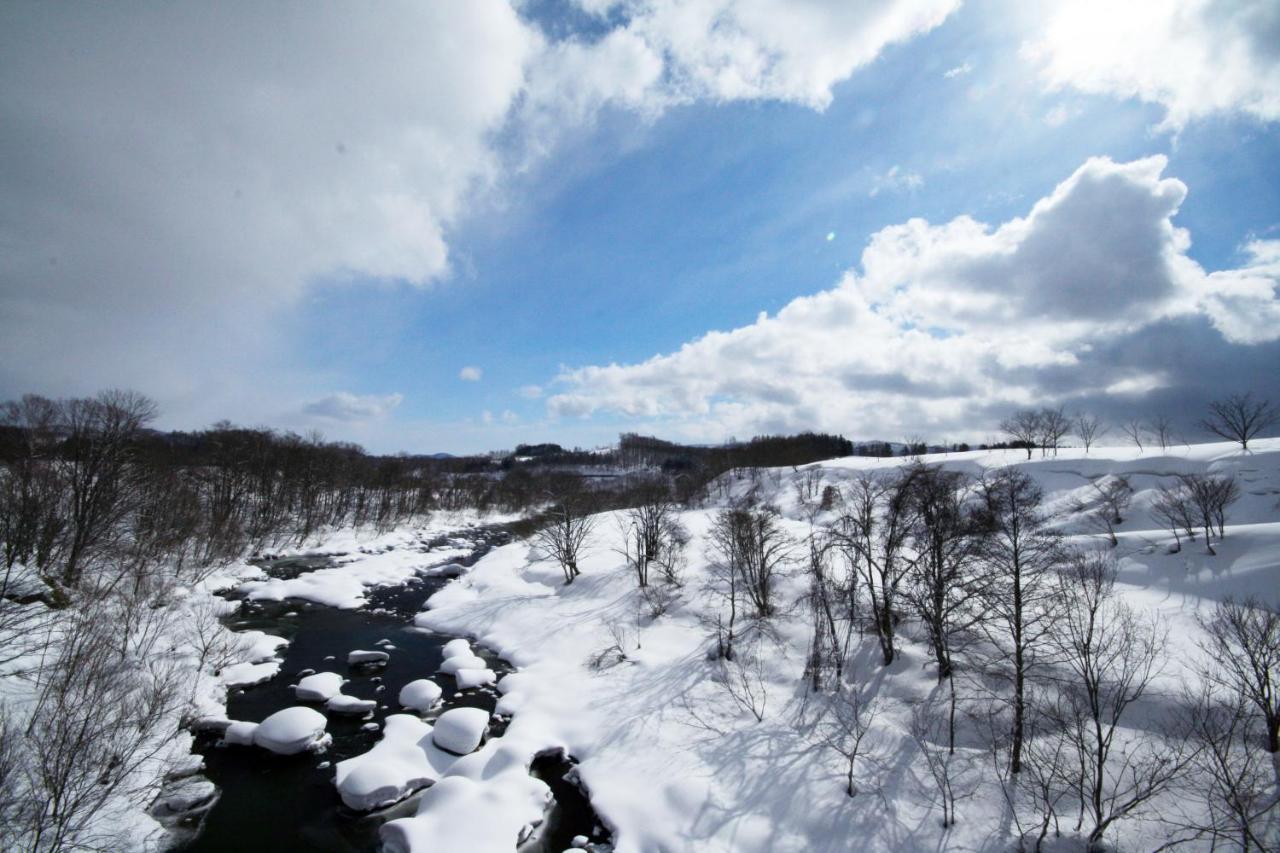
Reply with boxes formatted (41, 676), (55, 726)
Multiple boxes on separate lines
(1199, 597), (1280, 756)
(1201, 392), (1279, 451)
(977, 468), (1065, 774)
(532, 485), (598, 585)
(1001, 410), (1043, 460)
(706, 502), (793, 620)
(1177, 684), (1279, 851)
(1150, 482), (1199, 553)
(820, 685), (878, 797)
(1049, 552), (1190, 849)
(1037, 407), (1070, 458)
(1179, 474), (1242, 555)
(1119, 419), (1145, 453)
(1075, 475), (1132, 548)
(831, 470), (918, 666)
(618, 483), (687, 589)
(1149, 413), (1177, 453)
(1074, 413), (1107, 455)
(911, 691), (968, 828)
(903, 465), (986, 682)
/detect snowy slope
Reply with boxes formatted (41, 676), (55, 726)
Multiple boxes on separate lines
(402, 439), (1280, 852)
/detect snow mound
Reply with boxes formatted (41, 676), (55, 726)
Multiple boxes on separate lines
(381, 742), (551, 853)
(253, 707), (330, 755)
(295, 671), (344, 702)
(349, 649), (391, 666)
(220, 660), (280, 688)
(439, 653), (487, 675)
(454, 668), (496, 690)
(399, 679), (443, 712)
(430, 707), (489, 755)
(327, 694), (378, 716)
(334, 714), (459, 811)
(222, 720), (258, 747)
(441, 638), (472, 660)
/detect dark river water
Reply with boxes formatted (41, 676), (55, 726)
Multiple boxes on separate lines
(178, 527), (609, 853)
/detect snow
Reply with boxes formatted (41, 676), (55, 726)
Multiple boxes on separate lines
(454, 667), (497, 689)
(294, 671), (344, 702)
(222, 721), (259, 747)
(220, 660), (280, 688)
(333, 714), (460, 811)
(326, 694), (378, 715)
(430, 707), (490, 755)
(395, 439), (1280, 853)
(399, 679), (443, 712)
(438, 653), (488, 675)
(381, 742), (552, 853)
(252, 706), (331, 755)
(441, 638), (472, 659)
(348, 649), (390, 666)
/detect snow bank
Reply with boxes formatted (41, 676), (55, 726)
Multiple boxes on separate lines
(333, 714), (459, 811)
(220, 660), (280, 688)
(381, 742), (551, 853)
(252, 707), (330, 755)
(294, 671), (344, 702)
(454, 668), (496, 690)
(399, 679), (443, 712)
(223, 720), (259, 747)
(430, 707), (490, 755)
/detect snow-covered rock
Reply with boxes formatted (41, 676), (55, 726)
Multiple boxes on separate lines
(454, 668), (496, 690)
(253, 707), (330, 755)
(439, 653), (487, 675)
(349, 649), (391, 666)
(399, 679), (443, 712)
(294, 671), (344, 702)
(380, 742), (551, 853)
(441, 638), (472, 660)
(220, 660), (280, 688)
(326, 694), (378, 715)
(334, 714), (459, 811)
(222, 720), (259, 746)
(430, 707), (489, 755)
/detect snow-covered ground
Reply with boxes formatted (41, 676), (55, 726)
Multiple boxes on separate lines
(395, 439), (1280, 852)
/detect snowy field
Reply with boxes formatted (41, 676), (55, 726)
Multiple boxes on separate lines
(397, 439), (1280, 852)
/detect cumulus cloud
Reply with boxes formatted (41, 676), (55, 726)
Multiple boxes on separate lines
(1025, 0), (1280, 129)
(302, 392), (404, 422)
(547, 156), (1280, 440)
(0, 1), (533, 410)
(0, 0), (963, 428)
(459, 366), (484, 382)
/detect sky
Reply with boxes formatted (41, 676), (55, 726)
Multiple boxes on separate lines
(2, 0), (1278, 454)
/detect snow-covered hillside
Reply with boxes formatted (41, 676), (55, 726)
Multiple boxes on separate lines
(399, 439), (1280, 852)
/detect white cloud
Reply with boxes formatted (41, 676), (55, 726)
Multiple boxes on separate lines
(547, 156), (1280, 440)
(868, 165), (925, 197)
(943, 62), (972, 78)
(518, 384), (545, 399)
(568, 0), (960, 110)
(0, 0), (965, 428)
(302, 392), (404, 422)
(1025, 0), (1280, 129)
(459, 366), (484, 382)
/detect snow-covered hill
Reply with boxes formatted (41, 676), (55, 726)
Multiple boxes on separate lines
(402, 439), (1280, 852)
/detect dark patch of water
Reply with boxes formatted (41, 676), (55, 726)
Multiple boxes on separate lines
(184, 532), (511, 852)
(528, 750), (613, 852)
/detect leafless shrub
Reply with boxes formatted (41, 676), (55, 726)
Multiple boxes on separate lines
(1074, 475), (1131, 547)
(1198, 597), (1280, 756)
(1150, 481), (1199, 553)
(911, 689), (970, 828)
(819, 685), (879, 797)
(720, 641), (769, 722)
(532, 486), (597, 585)
(617, 485), (687, 589)
(1001, 410), (1042, 460)
(1120, 419), (1146, 453)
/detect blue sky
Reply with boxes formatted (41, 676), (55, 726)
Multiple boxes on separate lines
(2, 1), (1278, 452)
